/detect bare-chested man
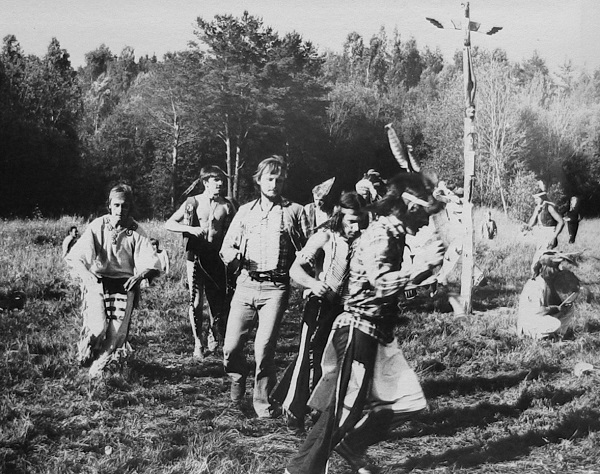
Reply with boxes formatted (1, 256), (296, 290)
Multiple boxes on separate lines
(166, 166), (236, 359)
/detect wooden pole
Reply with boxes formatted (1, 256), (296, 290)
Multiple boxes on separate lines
(460, 2), (476, 314)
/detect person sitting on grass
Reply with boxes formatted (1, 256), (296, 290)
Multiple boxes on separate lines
(517, 250), (581, 340)
(67, 184), (161, 378)
(61, 226), (79, 259)
(141, 238), (170, 288)
(150, 238), (170, 274)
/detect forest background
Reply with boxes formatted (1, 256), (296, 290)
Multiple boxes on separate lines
(2, 11), (600, 220)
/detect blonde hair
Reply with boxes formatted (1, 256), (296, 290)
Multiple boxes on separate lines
(108, 183), (133, 203)
(253, 156), (287, 184)
(106, 184), (134, 212)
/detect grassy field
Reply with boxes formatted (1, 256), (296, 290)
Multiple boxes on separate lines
(1, 210), (600, 474)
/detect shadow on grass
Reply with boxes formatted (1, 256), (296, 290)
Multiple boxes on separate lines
(129, 358), (225, 381)
(397, 407), (600, 471)
(583, 319), (600, 333)
(472, 283), (518, 311)
(397, 383), (584, 440)
(421, 365), (560, 398)
(391, 401), (523, 441)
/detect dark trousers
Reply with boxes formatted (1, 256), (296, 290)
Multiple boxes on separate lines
(188, 248), (229, 349)
(272, 296), (341, 418)
(567, 221), (579, 244)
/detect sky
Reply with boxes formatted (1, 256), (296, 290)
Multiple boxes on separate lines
(2, 0), (600, 74)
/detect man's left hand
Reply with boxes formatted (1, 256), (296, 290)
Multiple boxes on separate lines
(124, 274), (144, 292)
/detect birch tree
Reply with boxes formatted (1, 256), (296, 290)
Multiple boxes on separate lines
(476, 59), (526, 213)
(128, 52), (203, 210)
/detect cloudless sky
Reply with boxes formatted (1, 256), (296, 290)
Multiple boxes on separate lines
(2, 0), (599, 73)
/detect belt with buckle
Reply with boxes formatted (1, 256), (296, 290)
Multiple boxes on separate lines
(248, 270), (289, 284)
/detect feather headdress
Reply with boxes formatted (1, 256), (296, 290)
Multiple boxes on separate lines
(385, 123), (420, 172)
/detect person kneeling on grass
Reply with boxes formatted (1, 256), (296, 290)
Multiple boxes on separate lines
(67, 184), (161, 378)
(517, 250), (581, 340)
(285, 172), (445, 474)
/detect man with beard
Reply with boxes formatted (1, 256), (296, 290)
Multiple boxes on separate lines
(220, 156), (309, 418)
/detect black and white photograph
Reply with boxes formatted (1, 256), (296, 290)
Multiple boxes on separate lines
(2, 1), (600, 472)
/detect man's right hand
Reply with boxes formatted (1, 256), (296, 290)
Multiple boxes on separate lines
(309, 280), (331, 298)
(220, 248), (240, 265)
(186, 227), (205, 238)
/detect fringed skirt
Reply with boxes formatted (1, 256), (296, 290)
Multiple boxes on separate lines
(77, 278), (138, 375)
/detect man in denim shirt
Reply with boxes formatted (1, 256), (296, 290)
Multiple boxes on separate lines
(220, 156), (309, 418)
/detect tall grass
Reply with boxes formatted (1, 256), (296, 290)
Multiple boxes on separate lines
(1, 212), (600, 473)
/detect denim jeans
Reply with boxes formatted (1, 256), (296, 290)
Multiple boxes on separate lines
(223, 272), (289, 417)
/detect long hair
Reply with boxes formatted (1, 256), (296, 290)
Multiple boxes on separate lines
(322, 191), (364, 234)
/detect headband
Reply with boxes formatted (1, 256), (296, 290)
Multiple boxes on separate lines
(402, 192), (430, 207)
(339, 207), (360, 215)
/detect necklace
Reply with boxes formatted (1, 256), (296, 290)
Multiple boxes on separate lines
(105, 217), (136, 245)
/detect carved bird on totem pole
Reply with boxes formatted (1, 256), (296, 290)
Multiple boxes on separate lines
(425, 17), (503, 36)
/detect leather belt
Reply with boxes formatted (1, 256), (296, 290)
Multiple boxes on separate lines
(248, 270), (289, 284)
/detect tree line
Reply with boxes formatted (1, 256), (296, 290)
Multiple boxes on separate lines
(2, 11), (600, 221)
